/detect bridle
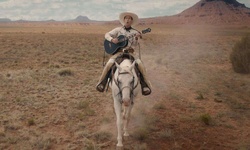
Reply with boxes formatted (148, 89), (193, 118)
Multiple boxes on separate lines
(114, 71), (139, 104)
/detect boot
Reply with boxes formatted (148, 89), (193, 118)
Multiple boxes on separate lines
(96, 60), (114, 92)
(136, 59), (152, 95)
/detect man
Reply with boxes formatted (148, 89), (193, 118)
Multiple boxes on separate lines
(96, 12), (151, 96)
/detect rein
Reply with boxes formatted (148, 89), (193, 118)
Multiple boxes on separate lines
(113, 69), (139, 104)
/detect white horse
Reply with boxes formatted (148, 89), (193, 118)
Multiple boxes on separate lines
(111, 57), (140, 147)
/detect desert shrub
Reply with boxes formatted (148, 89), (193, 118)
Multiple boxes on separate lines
(57, 68), (74, 76)
(28, 118), (35, 126)
(32, 137), (53, 150)
(77, 101), (89, 110)
(230, 34), (250, 74)
(133, 127), (149, 141)
(200, 113), (212, 125)
(93, 131), (112, 142)
(153, 102), (166, 110)
(159, 129), (173, 139)
(196, 92), (205, 100)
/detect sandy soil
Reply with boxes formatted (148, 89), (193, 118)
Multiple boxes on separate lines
(0, 23), (249, 150)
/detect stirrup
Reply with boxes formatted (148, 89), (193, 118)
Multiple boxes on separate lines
(142, 87), (151, 96)
(96, 83), (105, 92)
(141, 81), (151, 96)
(139, 76), (151, 96)
(96, 69), (112, 92)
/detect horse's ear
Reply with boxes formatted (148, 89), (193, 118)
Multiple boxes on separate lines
(115, 62), (122, 71)
(129, 61), (136, 71)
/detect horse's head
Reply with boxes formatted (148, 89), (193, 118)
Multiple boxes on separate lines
(115, 61), (137, 106)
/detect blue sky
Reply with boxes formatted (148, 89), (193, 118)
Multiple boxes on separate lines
(0, 0), (249, 21)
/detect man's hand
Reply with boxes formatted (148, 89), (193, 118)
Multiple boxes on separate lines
(136, 33), (142, 39)
(111, 38), (119, 44)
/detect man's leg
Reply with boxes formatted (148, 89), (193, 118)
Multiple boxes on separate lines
(135, 59), (152, 95)
(96, 58), (115, 92)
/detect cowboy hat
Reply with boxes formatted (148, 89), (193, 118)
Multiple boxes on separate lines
(119, 12), (139, 27)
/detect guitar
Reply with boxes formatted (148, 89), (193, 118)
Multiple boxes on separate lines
(104, 28), (151, 54)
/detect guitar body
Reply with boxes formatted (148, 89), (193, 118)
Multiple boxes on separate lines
(104, 28), (151, 54)
(104, 35), (128, 54)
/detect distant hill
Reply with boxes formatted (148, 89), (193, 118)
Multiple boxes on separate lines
(75, 15), (90, 22)
(67, 15), (92, 22)
(141, 0), (250, 25)
(176, 0), (250, 24)
(0, 16), (95, 23)
(0, 18), (11, 22)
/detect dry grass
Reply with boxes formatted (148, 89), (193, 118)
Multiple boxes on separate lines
(0, 23), (249, 149)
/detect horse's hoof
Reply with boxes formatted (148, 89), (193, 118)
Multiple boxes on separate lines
(116, 146), (124, 150)
(116, 143), (123, 147)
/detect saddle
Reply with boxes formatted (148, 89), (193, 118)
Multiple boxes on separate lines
(115, 52), (135, 64)
(113, 53), (151, 95)
(104, 53), (140, 92)
(98, 52), (151, 95)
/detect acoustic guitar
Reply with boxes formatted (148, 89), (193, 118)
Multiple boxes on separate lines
(104, 28), (151, 54)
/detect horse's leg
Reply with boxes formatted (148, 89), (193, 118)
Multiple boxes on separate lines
(114, 98), (123, 147)
(123, 105), (133, 136)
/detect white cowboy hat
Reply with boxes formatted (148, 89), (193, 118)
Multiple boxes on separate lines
(119, 12), (139, 27)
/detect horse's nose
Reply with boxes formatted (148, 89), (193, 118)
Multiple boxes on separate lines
(123, 98), (131, 106)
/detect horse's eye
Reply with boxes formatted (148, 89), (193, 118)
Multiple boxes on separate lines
(131, 77), (134, 84)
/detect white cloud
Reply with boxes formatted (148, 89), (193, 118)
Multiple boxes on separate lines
(0, 0), (249, 21)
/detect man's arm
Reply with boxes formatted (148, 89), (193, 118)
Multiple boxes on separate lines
(105, 27), (121, 42)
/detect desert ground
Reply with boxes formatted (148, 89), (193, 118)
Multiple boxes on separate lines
(0, 23), (249, 150)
